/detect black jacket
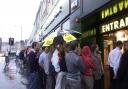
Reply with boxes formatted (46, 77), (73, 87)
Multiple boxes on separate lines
(28, 50), (39, 73)
(117, 50), (128, 89)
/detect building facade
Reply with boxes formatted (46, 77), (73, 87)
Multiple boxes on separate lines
(30, 0), (128, 89)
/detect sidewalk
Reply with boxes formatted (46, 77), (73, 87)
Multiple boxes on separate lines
(0, 57), (26, 89)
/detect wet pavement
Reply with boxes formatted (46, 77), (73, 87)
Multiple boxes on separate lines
(0, 57), (26, 89)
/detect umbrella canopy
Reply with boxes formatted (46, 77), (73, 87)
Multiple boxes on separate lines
(42, 29), (81, 46)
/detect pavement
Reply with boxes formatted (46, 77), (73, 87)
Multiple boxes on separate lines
(0, 56), (27, 89)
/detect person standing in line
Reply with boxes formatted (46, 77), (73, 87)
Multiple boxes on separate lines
(91, 44), (104, 89)
(55, 42), (68, 89)
(108, 41), (123, 89)
(28, 42), (40, 89)
(81, 46), (96, 89)
(38, 46), (50, 89)
(46, 45), (56, 89)
(51, 44), (61, 77)
(65, 41), (85, 89)
(116, 41), (128, 89)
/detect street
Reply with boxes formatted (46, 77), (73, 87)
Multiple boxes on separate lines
(0, 57), (26, 89)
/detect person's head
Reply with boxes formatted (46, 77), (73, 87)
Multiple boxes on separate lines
(50, 44), (55, 53)
(69, 40), (79, 51)
(56, 43), (63, 51)
(124, 41), (128, 51)
(32, 42), (40, 52)
(65, 42), (70, 52)
(44, 46), (50, 53)
(82, 46), (91, 57)
(91, 44), (99, 52)
(116, 41), (123, 49)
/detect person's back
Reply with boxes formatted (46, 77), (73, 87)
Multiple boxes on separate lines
(65, 41), (85, 89)
(19, 50), (25, 60)
(66, 51), (84, 76)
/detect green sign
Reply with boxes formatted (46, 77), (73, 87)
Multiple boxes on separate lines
(82, 28), (96, 37)
(101, 0), (128, 19)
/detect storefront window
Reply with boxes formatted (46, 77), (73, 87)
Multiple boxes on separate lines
(62, 19), (70, 30)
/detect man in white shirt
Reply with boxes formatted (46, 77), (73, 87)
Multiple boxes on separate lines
(108, 41), (123, 89)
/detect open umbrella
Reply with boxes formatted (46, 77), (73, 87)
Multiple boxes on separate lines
(42, 29), (81, 46)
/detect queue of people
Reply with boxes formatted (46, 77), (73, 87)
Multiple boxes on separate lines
(16, 40), (103, 89)
(16, 40), (128, 89)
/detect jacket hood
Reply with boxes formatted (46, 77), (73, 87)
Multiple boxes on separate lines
(82, 46), (91, 57)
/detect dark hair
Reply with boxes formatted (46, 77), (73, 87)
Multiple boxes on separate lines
(91, 44), (97, 52)
(32, 42), (38, 48)
(116, 41), (123, 46)
(69, 40), (78, 50)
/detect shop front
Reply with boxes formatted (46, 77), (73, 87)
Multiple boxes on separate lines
(81, 0), (128, 89)
(100, 0), (128, 89)
(101, 13), (128, 89)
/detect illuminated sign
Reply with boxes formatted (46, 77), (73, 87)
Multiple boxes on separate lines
(101, 0), (128, 19)
(82, 28), (96, 37)
(101, 16), (128, 33)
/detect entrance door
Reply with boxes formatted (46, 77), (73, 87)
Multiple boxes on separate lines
(103, 34), (116, 89)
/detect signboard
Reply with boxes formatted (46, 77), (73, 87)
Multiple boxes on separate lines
(101, 16), (128, 33)
(82, 28), (96, 37)
(101, 0), (128, 19)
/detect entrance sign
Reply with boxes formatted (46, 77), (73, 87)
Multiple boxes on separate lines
(101, 16), (128, 33)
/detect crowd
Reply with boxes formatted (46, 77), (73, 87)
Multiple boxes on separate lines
(16, 40), (128, 89)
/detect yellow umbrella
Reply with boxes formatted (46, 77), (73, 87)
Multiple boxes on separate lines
(42, 32), (57, 46)
(63, 33), (77, 42)
(42, 31), (80, 46)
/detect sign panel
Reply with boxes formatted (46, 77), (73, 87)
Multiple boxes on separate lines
(101, 16), (128, 33)
(101, 0), (128, 19)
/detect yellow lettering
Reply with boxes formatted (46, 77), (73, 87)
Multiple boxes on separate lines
(110, 22), (114, 30)
(105, 9), (110, 18)
(125, 17), (128, 26)
(113, 5), (118, 14)
(109, 8), (113, 15)
(106, 24), (110, 31)
(119, 2), (124, 11)
(114, 21), (119, 29)
(120, 19), (125, 28)
(101, 11), (104, 19)
(125, 0), (128, 8)
(102, 25), (106, 33)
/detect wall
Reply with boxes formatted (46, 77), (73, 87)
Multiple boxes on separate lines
(82, 0), (110, 16)
(43, 0), (70, 37)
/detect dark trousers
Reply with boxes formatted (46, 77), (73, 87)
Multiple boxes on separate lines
(94, 79), (102, 89)
(46, 75), (56, 89)
(38, 68), (47, 89)
(28, 72), (39, 89)
(109, 67), (117, 89)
